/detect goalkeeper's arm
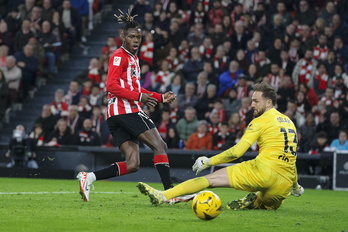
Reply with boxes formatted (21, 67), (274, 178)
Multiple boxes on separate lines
(192, 140), (251, 175)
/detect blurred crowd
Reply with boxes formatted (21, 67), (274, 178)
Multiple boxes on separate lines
(4, 0), (348, 169)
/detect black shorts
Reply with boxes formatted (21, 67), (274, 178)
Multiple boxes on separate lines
(107, 111), (156, 147)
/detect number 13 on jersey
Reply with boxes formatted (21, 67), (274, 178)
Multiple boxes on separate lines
(280, 128), (297, 156)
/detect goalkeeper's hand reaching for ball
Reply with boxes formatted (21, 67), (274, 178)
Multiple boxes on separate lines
(192, 156), (211, 175)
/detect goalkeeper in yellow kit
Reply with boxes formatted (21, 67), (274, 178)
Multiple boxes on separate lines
(137, 82), (304, 210)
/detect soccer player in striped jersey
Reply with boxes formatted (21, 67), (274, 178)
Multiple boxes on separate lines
(138, 82), (304, 210)
(77, 9), (194, 203)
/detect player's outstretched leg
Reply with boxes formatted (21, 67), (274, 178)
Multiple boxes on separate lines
(137, 182), (167, 206)
(226, 192), (257, 210)
(291, 183), (304, 197)
(77, 172), (93, 202)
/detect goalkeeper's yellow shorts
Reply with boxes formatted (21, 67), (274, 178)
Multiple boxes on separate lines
(226, 159), (293, 210)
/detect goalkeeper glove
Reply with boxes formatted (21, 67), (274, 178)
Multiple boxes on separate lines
(192, 156), (211, 175)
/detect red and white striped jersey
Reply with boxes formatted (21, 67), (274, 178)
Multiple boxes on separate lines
(106, 47), (162, 118)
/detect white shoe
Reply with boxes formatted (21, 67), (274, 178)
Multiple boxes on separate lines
(166, 194), (197, 205)
(291, 184), (304, 197)
(77, 172), (93, 202)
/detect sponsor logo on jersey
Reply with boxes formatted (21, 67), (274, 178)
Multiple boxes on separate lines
(113, 56), (121, 66)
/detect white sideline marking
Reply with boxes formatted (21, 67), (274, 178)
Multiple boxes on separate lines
(0, 191), (137, 195)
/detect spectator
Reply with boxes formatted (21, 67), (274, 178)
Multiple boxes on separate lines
(298, 112), (317, 153)
(37, 20), (58, 78)
(0, 20), (14, 52)
(34, 104), (57, 137)
(227, 112), (245, 139)
(18, 0), (35, 20)
(212, 122), (236, 151)
(50, 88), (69, 118)
(330, 130), (348, 151)
(164, 126), (180, 149)
(1, 56), (22, 106)
(185, 120), (212, 150)
(80, 78), (92, 96)
(235, 74), (252, 99)
(13, 19), (34, 52)
(45, 118), (73, 146)
(218, 60), (243, 97)
(314, 62), (329, 96)
(292, 49), (318, 88)
(276, 74), (296, 112)
(139, 62), (152, 91)
(63, 80), (81, 105)
(316, 110), (345, 144)
(208, 111), (221, 135)
(177, 82), (199, 115)
(208, 0), (225, 30)
(100, 36), (117, 72)
(230, 20), (250, 50)
(223, 88), (241, 119)
(27, 36), (45, 78)
(4, 7), (22, 36)
(296, 0), (317, 27)
(152, 59), (174, 93)
(65, 105), (83, 134)
(27, 6), (43, 34)
(235, 49), (249, 75)
(88, 84), (103, 106)
(90, 106), (109, 145)
(176, 106), (199, 143)
(58, 0), (82, 53)
(255, 50), (271, 78)
(165, 72), (184, 96)
(280, 49), (296, 76)
(27, 123), (44, 169)
(165, 47), (183, 73)
(245, 63), (260, 83)
(41, 0), (56, 22)
(196, 84), (217, 120)
(156, 108), (173, 140)
(210, 23), (227, 48)
(139, 32), (154, 66)
(71, 117), (101, 146)
(212, 45), (229, 75)
(309, 131), (329, 155)
(77, 95), (92, 120)
(181, 47), (201, 82)
(332, 36), (348, 73)
(195, 71), (209, 98)
(0, 70), (8, 122)
(313, 33), (329, 61)
(14, 44), (39, 102)
(318, 1), (336, 26)
(0, 45), (9, 68)
(131, 0), (152, 24)
(199, 37), (214, 61)
(296, 90), (312, 116)
(187, 23), (205, 48)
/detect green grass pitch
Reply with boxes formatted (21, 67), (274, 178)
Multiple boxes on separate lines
(1, 177), (347, 232)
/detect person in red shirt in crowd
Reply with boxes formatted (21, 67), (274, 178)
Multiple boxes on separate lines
(77, 10), (192, 203)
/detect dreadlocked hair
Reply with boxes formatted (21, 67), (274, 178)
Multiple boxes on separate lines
(114, 8), (140, 31)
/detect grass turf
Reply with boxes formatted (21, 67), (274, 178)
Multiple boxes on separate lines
(0, 177), (347, 232)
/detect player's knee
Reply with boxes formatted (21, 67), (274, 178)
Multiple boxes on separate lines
(152, 140), (167, 153)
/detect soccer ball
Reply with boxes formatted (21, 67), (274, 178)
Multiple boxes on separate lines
(192, 191), (222, 220)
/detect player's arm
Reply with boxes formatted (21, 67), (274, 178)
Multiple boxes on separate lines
(193, 122), (261, 175)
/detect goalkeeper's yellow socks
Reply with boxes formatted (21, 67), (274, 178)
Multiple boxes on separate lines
(163, 177), (210, 200)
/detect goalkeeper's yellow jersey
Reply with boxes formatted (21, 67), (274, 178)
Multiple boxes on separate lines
(210, 108), (297, 179)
